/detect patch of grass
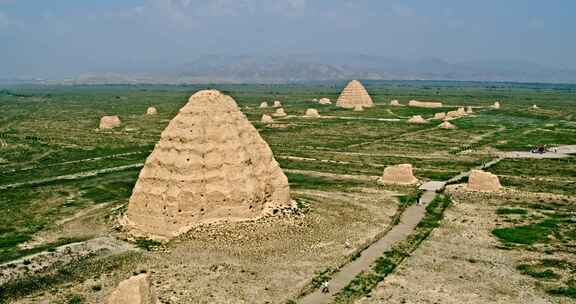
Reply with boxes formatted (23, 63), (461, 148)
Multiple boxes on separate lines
(134, 238), (162, 251)
(496, 208), (528, 215)
(517, 264), (560, 280)
(492, 220), (557, 245)
(286, 172), (365, 191)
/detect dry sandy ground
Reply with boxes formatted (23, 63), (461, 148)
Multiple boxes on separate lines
(357, 187), (574, 304)
(15, 187), (399, 304)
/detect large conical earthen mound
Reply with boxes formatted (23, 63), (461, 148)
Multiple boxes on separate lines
(123, 90), (292, 239)
(336, 80), (374, 109)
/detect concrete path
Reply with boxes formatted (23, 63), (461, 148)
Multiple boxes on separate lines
(500, 145), (576, 159)
(299, 191), (437, 304)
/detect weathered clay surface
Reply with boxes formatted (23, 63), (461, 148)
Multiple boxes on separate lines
(407, 115), (427, 124)
(353, 105), (364, 111)
(408, 100), (443, 108)
(124, 90), (292, 239)
(107, 274), (158, 304)
(336, 80), (374, 109)
(304, 108), (320, 118)
(467, 170), (501, 192)
(379, 164), (418, 185)
(146, 107), (158, 115)
(99, 116), (121, 129)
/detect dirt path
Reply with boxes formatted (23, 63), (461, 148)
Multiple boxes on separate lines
(1, 151), (148, 174)
(0, 162), (144, 190)
(298, 156), (505, 304)
(299, 191), (436, 304)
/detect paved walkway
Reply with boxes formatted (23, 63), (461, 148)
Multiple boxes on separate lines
(299, 190), (437, 304)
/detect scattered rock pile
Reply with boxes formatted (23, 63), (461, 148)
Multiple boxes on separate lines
(379, 164), (418, 185)
(318, 98), (332, 105)
(146, 107), (158, 115)
(434, 112), (446, 120)
(467, 170), (501, 192)
(336, 80), (374, 109)
(123, 90), (292, 239)
(261, 114), (274, 123)
(447, 107), (467, 118)
(304, 108), (320, 118)
(408, 100), (443, 108)
(272, 108), (287, 117)
(107, 274), (158, 304)
(439, 121), (456, 129)
(407, 115), (427, 124)
(99, 116), (121, 129)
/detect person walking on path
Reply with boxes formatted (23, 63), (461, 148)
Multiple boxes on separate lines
(321, 281), (330, 294)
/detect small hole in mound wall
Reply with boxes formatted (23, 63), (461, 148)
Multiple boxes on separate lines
(200, 208), (204, 212)
(249, 205), (253, 209)
(178, 209), (182, 213)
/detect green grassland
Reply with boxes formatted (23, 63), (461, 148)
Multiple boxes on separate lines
(1, 81), (575, 269)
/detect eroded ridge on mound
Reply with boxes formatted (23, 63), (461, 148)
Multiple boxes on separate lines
(336, 80), (374, 109)
(123, 90), (292, 239)
(107, 274), (158, 304)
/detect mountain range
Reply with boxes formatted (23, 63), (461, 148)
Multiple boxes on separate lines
(3, 54), (576, 85)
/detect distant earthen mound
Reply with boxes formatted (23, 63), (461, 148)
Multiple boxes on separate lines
(304, 108), (320, 118)
(336, 80), (374, 109)
(99, 115), (121, 129)
(467, 170), (501, 192)
(408, 100), (443, 108)
(434, 112), (446, 120)
(408, 115), (427, 124)
(273, 100), (282, 108)
(146, 107), (158, 115)
(466, 106), (473, 114)
(318, 98), (332, 105)
(123, 90), (292, 239)
(379, 164), (418, 185)
(272, 108), (287, 117)
(532, 104), (539, 109)
(261, 114), (274, 123)
(493, 101), (501, 109)
(107, 274), (158, 304)
(439, 121), (456, 129)
(259, 102), (268, 108)
(447, 107), (466, 118)
(390, 100), (401, 106)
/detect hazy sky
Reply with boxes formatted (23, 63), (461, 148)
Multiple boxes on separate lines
(1, 0), (575, 78)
